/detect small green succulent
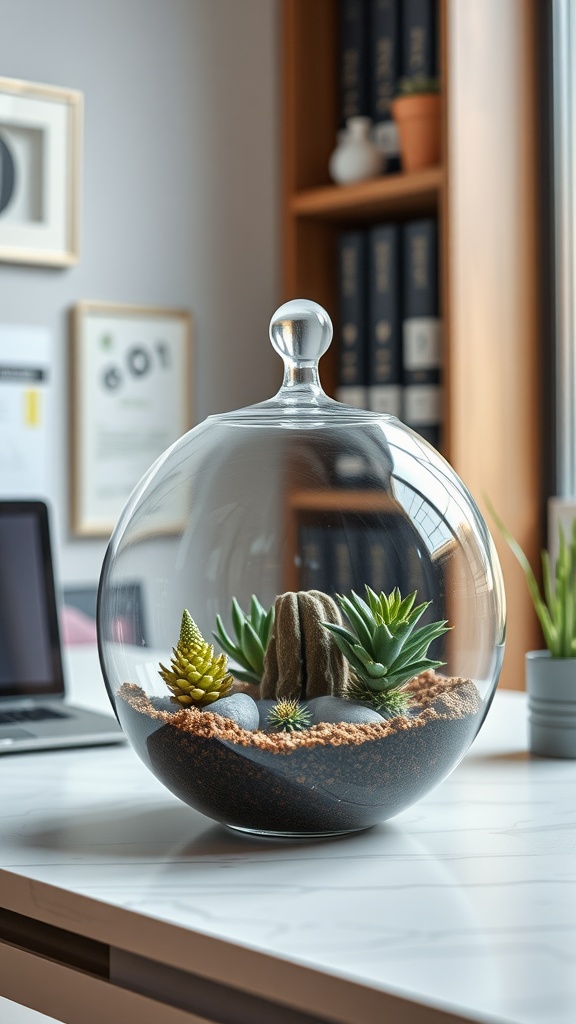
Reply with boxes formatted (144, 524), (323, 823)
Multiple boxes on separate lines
(323, 587), (450, 717)
(397, 75), (440, 96)
(159, 609), (233, 708)
(488, 501), (576, 658)
(267, 698), (312, 733)
(213, 595), (274, 686)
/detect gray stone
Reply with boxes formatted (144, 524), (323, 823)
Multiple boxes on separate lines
(306, 695), (383, 725)
(208, 693), (259, 731)
(257, 699), (279, 729)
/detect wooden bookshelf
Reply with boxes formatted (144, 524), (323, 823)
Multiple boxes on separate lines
(288, 490), (396, 514)
(280, 0), (543, 690)
(290, 166), (443, 220)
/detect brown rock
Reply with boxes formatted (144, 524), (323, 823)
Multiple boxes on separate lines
(260, 590), (350, 700)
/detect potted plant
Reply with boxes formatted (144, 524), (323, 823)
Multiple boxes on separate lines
(390, 76), (441, 173)
(491, 508), (576, 758)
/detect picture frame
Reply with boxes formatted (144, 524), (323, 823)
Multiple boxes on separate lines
(71, 301), (194, 537)
(0, 76), (82, 267)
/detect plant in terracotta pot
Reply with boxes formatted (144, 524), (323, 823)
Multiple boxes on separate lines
(390, 76), (441, 173)
(490, 507), (576, 758)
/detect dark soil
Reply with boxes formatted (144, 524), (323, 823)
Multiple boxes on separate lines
(116, 675), (484, 834)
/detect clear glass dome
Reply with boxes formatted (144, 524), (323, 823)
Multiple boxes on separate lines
(98, 299), (506, 837)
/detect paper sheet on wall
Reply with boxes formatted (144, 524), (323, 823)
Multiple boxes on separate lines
(0, 326), (52, 498)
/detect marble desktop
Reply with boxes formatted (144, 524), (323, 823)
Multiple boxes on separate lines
(0, 646), (575, 1024)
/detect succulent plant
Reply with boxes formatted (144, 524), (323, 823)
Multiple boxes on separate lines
(213, 595), (274, 686)
(489, 502), (576, 658)
(267, 698), (312, 733)
(322, 587), (450, 717)
(159, 609), (233, 708)
(397, 75), (440, 96)
(344, 677), (415, 717)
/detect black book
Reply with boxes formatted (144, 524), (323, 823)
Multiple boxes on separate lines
(362, 526), (395, 595)
(369, 0), (401, 172)
(362, 518), (406, 596)
(401, 0), (438, 79)
(339, 0), (370, 126)
(367, 223), (402, 417)
(298, 525), (329, 592)
(328, 526), (365, 596)
(336, 230), (368, 409)
(401, 218), (442, 449)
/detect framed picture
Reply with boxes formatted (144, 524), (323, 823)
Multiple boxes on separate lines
(0, 77), (82, 266)
(71, 301), (194, 537)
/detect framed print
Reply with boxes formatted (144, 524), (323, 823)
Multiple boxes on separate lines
(71, 301), (194, 537)
(0, 77), (82, 266)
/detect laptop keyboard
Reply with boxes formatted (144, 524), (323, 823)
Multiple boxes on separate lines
(0, 707), (70, 724)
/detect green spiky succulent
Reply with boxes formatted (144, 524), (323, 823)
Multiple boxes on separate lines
(213, 595), (274, 686)
(159, 609), (233, 708)
(323, 587), (450, 718)
(267, 698), (312, 733)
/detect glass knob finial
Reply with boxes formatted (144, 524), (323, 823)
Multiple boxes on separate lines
(269, 299), (333, 367)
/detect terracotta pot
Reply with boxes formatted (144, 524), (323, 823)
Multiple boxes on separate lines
(390, 94), (441, 172)
(526, 650), (576, 758)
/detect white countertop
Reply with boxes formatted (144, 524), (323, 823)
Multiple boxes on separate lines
(1, 647), (575, 1024)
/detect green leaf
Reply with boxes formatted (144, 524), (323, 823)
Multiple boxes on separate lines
(231, 597), (245, 643)
(406, 619), (450, 651)
(212, 626), (239, 662)
(241, 620), (265, 674)
(397, 591), (417, 620)
(250, 594), (264, 632)
(365, 586), (381, 617)
(372, 621), (406, 665)
(323, 620), (364, 649)
(327, 631), (369, 676)
(338, 595), (376, 653)
(212, 617), (254, 671)
(213, 614), (235, 650)
(346, 591), (377, 630)
(361, 661), (387, 680)
(395, 624), (450, 667)
(389, 587), (402, 619)
(385, 658), (445, 689)
(262, 606), (275, 649)
(406, 601), (430, 627)
(231, 665), (263, 686)
(486, 497), (560, 650)
(541, 551), (556, 625)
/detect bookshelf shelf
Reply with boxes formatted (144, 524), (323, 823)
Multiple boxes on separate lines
(290, 167), (443, 221)
(288, 490), (395, 513)
(280, 0), (543, 690)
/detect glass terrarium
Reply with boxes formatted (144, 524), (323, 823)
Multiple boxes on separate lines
(98, 299), (506, 837)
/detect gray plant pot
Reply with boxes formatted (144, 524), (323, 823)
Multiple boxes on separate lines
(526, 650), (576, 758)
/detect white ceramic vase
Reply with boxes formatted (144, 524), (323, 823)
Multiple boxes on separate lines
(525, 650), (576, 757)
(329, 116), (384, 185)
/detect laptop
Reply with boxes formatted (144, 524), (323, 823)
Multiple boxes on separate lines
(0, 499), (124, 754)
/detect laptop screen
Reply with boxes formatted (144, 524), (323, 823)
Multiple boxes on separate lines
(0, 501), (64, 698)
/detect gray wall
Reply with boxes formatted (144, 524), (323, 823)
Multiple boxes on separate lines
(0, 0), (280, 586)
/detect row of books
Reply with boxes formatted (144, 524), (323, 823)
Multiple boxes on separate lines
(298, 521), (440, 604)
(336, 217), (442, 450)
(340, 0), (439, 170)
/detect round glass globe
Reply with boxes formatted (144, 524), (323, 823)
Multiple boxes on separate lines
(98, 299), (505, 837)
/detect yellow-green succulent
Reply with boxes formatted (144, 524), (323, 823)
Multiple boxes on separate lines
(159, 610), (233, 708)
